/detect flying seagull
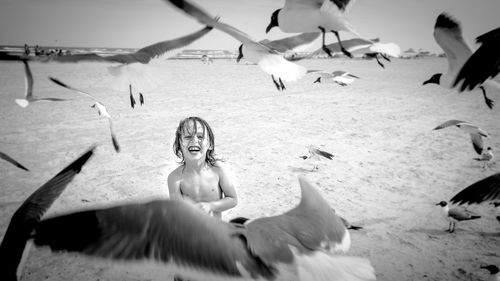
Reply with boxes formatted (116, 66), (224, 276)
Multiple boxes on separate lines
(435, 201), (481, 233)
(433, 120), (488, 155)
(0, 151), (29, 171)
(449, 172), (500, 206)
(423, 13), (500, 109)
(300, 145), (335, 171)
(0, 163), (377, 281)
(265, 0), (363, 58)
(49, 77), (120, 153)
(453, 27), (500, 92)
(164, 0), (310, 92)
(312, 70), (360, 86)
(0, 25), (216, 93)
(15, 60), (67, 108)
(0, 145), (96, 281)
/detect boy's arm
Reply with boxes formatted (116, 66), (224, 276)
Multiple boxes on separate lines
(205, 164), (238, 213)
(167, 170), (183, 201)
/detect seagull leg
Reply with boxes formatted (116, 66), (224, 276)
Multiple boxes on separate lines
(278, 78), (286, 91)
(271, 75), (282, 91)
(447, 221), (452, 232)
(318, 27), (333, 57)
(479, 86), (495, 109)
(449, 222), (455, 233)
(375, 55), (385, 68)
(332, 30), (353, 58)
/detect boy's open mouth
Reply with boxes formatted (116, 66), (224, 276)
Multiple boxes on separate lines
(188, 146), (200, 152)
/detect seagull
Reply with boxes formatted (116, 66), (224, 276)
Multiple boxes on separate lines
(14, 60), (67, 108)
(265, 0), (362, 58)
(453, 27), (500, 93)
(0, 151), (29, 171)
(448, 172), (500, 206)
(49, 77), (120, 153)
(0, 25), (216, 93)
(164, 0), (310, 92)
(0, 157), (377, 281)
(481, 265), (500, 281)
(0, 145), (96, 281)
(300, 145), (334, 171)
(473, 147), (494, 169)
(422, 13), (499, 109)
(139, 92), (144, 106)
(433, 120), (488, 155)
(129, 84), (136, 109)
(435, 201), (481, 233)
(312, 38), (401, 68)
(312, 70), (360, 86)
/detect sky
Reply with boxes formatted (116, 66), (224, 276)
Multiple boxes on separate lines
(0, 0), (499, 54)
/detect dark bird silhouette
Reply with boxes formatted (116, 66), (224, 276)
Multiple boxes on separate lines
(139, 92), (144, 106)
(129, 84), (136, 108)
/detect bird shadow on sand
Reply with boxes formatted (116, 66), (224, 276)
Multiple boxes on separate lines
(289, 166), (314, 173)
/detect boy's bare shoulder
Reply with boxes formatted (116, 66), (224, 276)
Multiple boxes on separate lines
(167, 165), (183, 181)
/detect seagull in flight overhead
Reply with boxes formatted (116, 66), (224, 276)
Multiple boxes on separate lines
(14, 60), (67, 108)
(435, 201), (481, 233)
(312, 70), (360, 86)
(453, 27), (500, 92)
(449, 172), (500, 206)
(0, 151), (29, 171)
(433, 120), (488, 155)
(0, 147), (376, 281)
(164, 0), (310, 92)
(49, 78), (120, 153)
(265, 0), (362, 58)
(0, 25), (215, 92)
(422, 13), (500, 109)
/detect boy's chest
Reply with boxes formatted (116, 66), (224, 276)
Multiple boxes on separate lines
(180, 172), (221, 201)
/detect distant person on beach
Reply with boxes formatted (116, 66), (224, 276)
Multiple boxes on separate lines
(24, 44), (30, 55)
(167, 117), (238, 281)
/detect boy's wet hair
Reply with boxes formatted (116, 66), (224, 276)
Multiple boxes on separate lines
(173, 116), (217, 166)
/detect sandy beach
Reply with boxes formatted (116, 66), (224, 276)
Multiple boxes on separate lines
(0, 57), (499, 281)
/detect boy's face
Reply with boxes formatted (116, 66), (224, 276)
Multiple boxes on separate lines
(180, 120), (211, 162)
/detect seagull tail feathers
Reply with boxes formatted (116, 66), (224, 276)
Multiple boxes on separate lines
(15, 99), (29, 108)
(297, 252), (376, 281)
(0, 146), (96, 281)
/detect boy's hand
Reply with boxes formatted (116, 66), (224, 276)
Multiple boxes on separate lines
(196, 202), (213, 214)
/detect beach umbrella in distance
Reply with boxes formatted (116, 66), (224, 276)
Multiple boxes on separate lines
(433, 120), (488, 155)
(0, 172), (376, 281)
(423, 13), (500, 109)
(49, 78), (120, 153)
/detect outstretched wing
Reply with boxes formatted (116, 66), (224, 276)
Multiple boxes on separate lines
(432, 120), (467, 130)
(453, 27), (500, 91)
(0, 151), (29, 171)
(450, 172), (500, 205)
(0, 146), (96, 280)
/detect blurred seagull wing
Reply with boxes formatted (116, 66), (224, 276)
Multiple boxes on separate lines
(450, 172), (500, 205)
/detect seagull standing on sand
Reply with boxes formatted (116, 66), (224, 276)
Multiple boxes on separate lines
(49, 78), (120, 153)
(433, 120), (488, 155)
(265, 0), (362, 58)
(300, 145), (335, 171)
(0, 148), (376, 281)
(312, 70), (360, 86)
(0, 151), (29, 171)
(15, 60), (67, 108)
(422, 13), (500, 109)
(435, 201), (481, 233)
(474, 147), (494, 169)
(139, 92), (144, 106)
(164, 0), (310, 92)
